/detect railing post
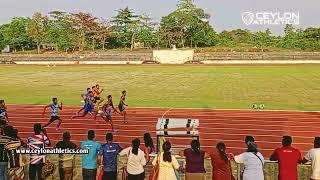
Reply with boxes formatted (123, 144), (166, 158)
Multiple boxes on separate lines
(237, 162), (241, 180)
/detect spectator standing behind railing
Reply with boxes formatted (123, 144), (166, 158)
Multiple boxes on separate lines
(0, 125), (14, 180)
(81, 130), (102, 180)
(0, 119), (7, 134)
(152, 141), (180, 180)
(55, 131), (78, 180)
(11, 128), (26, 148)
(302, 137), (320, 180)
(143, 133), (155, 163)
(270, 136), (302, 180)
(27, 123), (51, 180)
(210, 142), (234, 180)
(234, 136), (264, 180)
(179, 140), (209, 180)
(101, 133), (122, 180)
(120, 138), (146, 180)
(6, 128), (26, 180)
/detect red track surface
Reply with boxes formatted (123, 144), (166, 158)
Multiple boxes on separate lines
(7, 105), (320, 157)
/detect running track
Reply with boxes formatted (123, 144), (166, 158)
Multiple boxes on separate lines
(7, 105), (320, 156)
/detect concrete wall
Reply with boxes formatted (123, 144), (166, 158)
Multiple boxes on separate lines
(194, 52), (320, 61)
(14, 61), (143, 65)
(202, 60), (320, 64)
(153, 50), (194, 64)
(0, 52), (152, 64)
(20, 154), (312, 180)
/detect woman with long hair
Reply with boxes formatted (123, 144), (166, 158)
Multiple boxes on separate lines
(143, 133), (155, 162)
(179, 140), (208, 180)
(234, 136), (264, 180)
(120, 138), (146, 180)
(152, 141), (180, 180)
(210, 142), (234, 180)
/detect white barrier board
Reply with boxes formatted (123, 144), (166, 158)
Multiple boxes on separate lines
(153, 49), (194, 64)
(156, 118), (199, 130)
(156, 130), (199, 136)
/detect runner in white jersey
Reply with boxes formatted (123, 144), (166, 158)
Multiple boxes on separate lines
(42, 97), (63, 132)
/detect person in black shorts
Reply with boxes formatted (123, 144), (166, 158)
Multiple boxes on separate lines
(95, 95), (119, 131)
(118, 90), (128, 124)
(42, 98), (63, 132)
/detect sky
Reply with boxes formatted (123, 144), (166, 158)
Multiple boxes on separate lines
(0, 0), (319, 35)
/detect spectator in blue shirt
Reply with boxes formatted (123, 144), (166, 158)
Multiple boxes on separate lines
(81, 130), (102, 180)
(101, 133), (122, 180)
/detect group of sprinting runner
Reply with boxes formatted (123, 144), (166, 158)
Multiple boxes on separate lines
(42, 84), (128, 132)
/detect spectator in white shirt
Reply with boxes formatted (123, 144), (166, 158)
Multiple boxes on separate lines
(120, 138), (146, 180)
(302, 137), (320, 180)
(234, 136), (264, 180)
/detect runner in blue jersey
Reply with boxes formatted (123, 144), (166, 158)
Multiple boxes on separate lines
(76, 87), (91, 115)
(71, 91), (95, 120)
(42, 97), (63, 132)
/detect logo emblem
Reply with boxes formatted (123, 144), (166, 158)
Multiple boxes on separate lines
(242, 12), (254, 25)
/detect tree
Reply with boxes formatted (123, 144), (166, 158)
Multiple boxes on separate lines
(159, 0), (215, 48)
(111, 7), (139, 50)
(217, 30), (237, 47)
(159, 11), (185, 47)
(254, 29), (276, 48)
(284, 24), (295, 37)
(188, 21), (217, 47)
(0, 17), (32, 51)
(94, 19), (112, 50)
(136, 14), (157, 48)
(0, 25), (6, 50)
(216, 29), (258, 48)
(2, 8), (320, 52)
(228, 29), (254, 44)
(302, 27), (320, 50)
(71, 12), (98, 51)
(47, 11), (73, 52)
(280, 24), (304, 49)
(28, 12), (49, 53)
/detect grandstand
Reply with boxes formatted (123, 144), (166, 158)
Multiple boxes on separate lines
(2, 52), (320, 64)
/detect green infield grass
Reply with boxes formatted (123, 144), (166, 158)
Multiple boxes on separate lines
(0, 64), (319, 110)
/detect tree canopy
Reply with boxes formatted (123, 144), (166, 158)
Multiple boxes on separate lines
(0, 1), (319, 53)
